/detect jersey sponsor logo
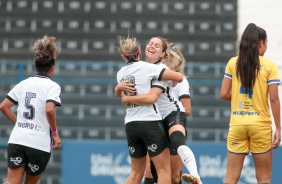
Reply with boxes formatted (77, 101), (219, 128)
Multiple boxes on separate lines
(232, 111), (260, 116)
(239, 101), (254, 110)
(28, 163), (40, 172)
(10, 157), (22, 165)
(128, 146), (135, 155)
(147, 144), (157, 152)
(18, 122), (35, 129)
(17, 122), (42, 131)
(127, 104), (141, 108)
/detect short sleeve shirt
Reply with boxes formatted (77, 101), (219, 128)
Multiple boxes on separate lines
(224, 56), (280, 125)
(7, 75), (61, 152)
(117, 61), (165, 124)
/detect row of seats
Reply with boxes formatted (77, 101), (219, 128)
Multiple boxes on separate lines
(1, 83), (225, 107)
(1, 1), (236, 16)
(0, 0), (237, 62)
(0, 61), (226, 78)
(0, 39), (235, 59)
(0, 36), (231, 58)
(0, 18), (236, 37)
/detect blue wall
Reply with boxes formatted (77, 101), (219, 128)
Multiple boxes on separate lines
(62, 141), (282, 184)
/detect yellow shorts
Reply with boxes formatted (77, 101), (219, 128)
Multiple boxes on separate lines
(227, 124), (272, 154)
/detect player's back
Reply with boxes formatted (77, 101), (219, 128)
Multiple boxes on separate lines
(117, 61), (165, 123)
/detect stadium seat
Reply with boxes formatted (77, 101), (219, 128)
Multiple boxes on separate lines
(82, 128), (107, 140)
(110, 128), (127, 140)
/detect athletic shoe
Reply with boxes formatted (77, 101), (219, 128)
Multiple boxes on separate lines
(181, 174), (202, 184)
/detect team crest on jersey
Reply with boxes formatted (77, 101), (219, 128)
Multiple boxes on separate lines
(121, 75), (137, 96)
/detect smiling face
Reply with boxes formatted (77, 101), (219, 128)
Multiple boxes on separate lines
(145, 37), (167, 63)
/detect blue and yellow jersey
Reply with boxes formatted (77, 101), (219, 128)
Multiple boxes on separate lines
(224, 56), (280, 125)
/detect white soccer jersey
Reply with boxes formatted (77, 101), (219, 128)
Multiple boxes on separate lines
(171, 77), (191, 101)
(7, 75), (61, 153)
(151, 62), (185, 118)
(117, 61), (165, 124)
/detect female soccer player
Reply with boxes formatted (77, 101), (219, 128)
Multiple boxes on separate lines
(120, 37), (202, 184)
(0, 35), (62, 184)
(115, 35), (184, 184)
(162, 44), (196, 184)
(220, 23), (281, 184)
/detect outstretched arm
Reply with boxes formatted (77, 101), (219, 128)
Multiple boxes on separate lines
(161, 69), (184, 83)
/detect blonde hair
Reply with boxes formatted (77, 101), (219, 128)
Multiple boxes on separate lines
(163, 43), (186, 75)
(33, 35), (60, 60)
(117, 36), (140, 61)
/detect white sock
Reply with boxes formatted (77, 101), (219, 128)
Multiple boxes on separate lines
(177, 145), (199, 176)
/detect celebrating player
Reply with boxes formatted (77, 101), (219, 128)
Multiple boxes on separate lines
(120, 37), (202, 184)
(115, 35), (184, 184)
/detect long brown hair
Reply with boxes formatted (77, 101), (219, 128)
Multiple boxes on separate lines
(236, 23), (267, 90)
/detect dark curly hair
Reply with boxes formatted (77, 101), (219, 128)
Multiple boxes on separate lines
(33, 35), (60, 72)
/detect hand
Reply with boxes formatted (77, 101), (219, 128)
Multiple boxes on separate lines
(172, 80), (178, 87)
(52, 135), (62, 149)
(117, 81), (136, 94)
(272, 129), (281, 149)
(121, 95), (129, 107)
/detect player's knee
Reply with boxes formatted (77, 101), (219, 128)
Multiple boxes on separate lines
(170, 131), (186, 149)
(224, 177), (238, 184)
(171, 175), (181, 184)
(258, 179), (271, 184)
(171, 170), (182, 184)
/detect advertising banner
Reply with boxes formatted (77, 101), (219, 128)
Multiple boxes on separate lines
(62, 141), (282, 184)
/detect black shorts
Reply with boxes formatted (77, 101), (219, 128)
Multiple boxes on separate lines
(163, 111), (187, 155)
(125, 121), (169, 158)
(163, 111), (187, 132)
(7, 144), (51, 176)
